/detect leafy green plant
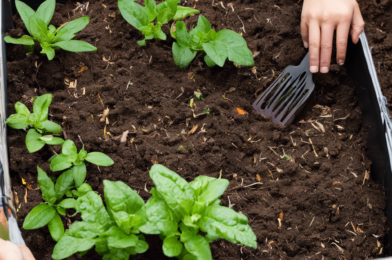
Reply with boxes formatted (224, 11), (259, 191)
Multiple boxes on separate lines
(23, 167), (78, 242)
(171, 15), (254, 68)
(118, 0), (199, 46)
(49, 140), (114, 188)
(52, 180), (148, 260)
(138, 164), (257, 260)
(4, 0), (96, 60)
(5, 94), (64, 153)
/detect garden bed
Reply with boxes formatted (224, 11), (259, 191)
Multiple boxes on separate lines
(4, 0), (392, 259)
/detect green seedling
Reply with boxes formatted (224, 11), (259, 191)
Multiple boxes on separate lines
(138, 164), (257, 260)
(194, 90), (204, 100)
(118, 0), (199, 46)
(4, 0), (96, 60)
(5, 94), (64, 153)
(281, 154), (291, 161)
(203, 108), (211, 114)
(52, 180), (148, 260)
(178, 145), (185, 150)
(49, 140), (114, 187)
(23, 167), (81, 242)
(171, 15), (254, 68)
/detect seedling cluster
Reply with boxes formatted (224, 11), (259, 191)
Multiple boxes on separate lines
(4, 0), (258, 259)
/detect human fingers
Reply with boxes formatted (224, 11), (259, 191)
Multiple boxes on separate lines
(301, 19), (309, 48)
(0, 239), (24, 260)
(336, 22), (350, 65)
(18, 246), (35, 260)
(350, 3), (365, 44)
(319, 23), (335, 73)
(308, 21), (321, 73)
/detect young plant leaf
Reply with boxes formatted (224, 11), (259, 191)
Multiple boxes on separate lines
(156, 0), (178, 24)
(173, 6), (199, 20)
(72, 162), (87, 188)
(163, 235), (183, 257)
(52, 236), (95, 260)
(35, 0), (56, 26)
(23, 203), (56, 229)
(195, 15), (211, 34)
(204, 55), (216, 67)
(44, 136), (64, 145)
(57, 198), (76, 209)
(50, 154), (73, 172)
(48, 212), (64, 242)
(15, 102), (30, 116)
(40, 42), (55, 60)
(61, 140), (78, 157)
(85, 152), (114, 166)
(6, 114), (29, 130)
(33, 93), (52, 122)
(29, 15), (48, 43)
(26, 129), (45, 153)
(118, 0), (149, 30)
(40, 120), (62, 134)
(145, 0), (157, 22)
(183, 235), (212, 260)
(202, 41), (228, 67)
(54, 40), (97, 52)
(172, 42), (197, 68)
(15, 0), (35, 35)
(54, 16), (90, 42)
(190, 176), (229, 206)
(4, 35), (34, 45)
(37, 166), (57, 206)
(215, 30), (254, 66)
(54, 169), (74, 199)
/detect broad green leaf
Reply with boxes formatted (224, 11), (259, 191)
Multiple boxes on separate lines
(50, 154), (73, 172)
(101, 226), (138, 249)
(139, 196), (178, 237)
(26, 129), (45, 153)
(62, 140), (77, 157)
(52, 235), (94, 259)
(57, 198), (76, 209)
(202, 41), (227, 67)
(154, 28), (167, 40)
(190, 176), (229, 206)
(204, 55), (216, 67)
(54, 40), (97, 52)
(163, 236), (183, 257)
(198, 205), (257, 249)
(85, 152), (114, 166)
(127, 235), (149, 255)
(33, 94), (52, 122)
(78, 148), (88, 161)
(45, 136), (64, 145)
(49, 25), (56, 33)
(23, 203), (56, 229)
(149, 164), (195, 216)
(55, 169), (74, 199)
(15, 102), (30, 116)
(184, 235), (212, 260)
(4, 35), (34, 45)
(57, 16), (90, 36)
(179, 222), (198, 243)
(37, 166), (56, 205)
(173, 6), (199, 20)
(174, 21), (190, 47)
(39, 135), (53, 142)
(102, 249), (130, 260)
(215, 30), (254, 66)
(196, 15), (211, 34)
(57, 207), (66, 216)
(172, 42), (197, 68)
(40, 120), (62, 134)
(156, 0), (177, 24)
(72, 183), (92, 198)
(118, 0), (149, 30)
(40, 42), (55, 60)
(35, 0), (55, 25)
(6, 114), (29, 129)
(48, 213), (64, 242)
(145, 0), (157, 22)
(104, 180), (145, 234)
(68, 221), (106, 239)
(29, 15), (48, 43)
(72, 162), (87, 188)
(15, 0), (35, 34)
(76, 191), (113, 225)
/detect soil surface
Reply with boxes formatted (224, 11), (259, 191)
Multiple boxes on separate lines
(5, 0), (392, 259)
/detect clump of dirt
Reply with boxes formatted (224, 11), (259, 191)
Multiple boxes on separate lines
(5, 0), (391, 259)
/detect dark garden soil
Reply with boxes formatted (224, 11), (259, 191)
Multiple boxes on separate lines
(5, 0), (392, 259)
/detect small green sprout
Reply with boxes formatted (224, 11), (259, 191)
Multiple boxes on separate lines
(281, 155), (291, 161)
(118, 0), (199, 46)
(178, 145), (185, 150)
(194, 90), (204, 100)
(203, 108), (211, 114)
(5, 94), (64, 153)
(4, 0), (96, 60)
(49, 140), (114, 187)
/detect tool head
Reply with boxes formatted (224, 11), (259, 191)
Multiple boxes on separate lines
(252, 53), (315, 127)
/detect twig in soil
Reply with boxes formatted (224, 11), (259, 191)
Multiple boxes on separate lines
(219, 170), (222, 179)
(334, 114), (350, 121)
(100, 108), (110, 124)
(331, 242), (344, 253)
(176, 87), (184, 99)
(236, 15), (246, 33)
(290, 135), (296, 146)
(301, 149), (310, 161)
(268, 147), (280, 157)
(228, 196), (235, 208)
(277, 218), (281, 228)
(126, 81), (133, 90)
(309, 138), (318, 157)
(309, 216), (315, 227)
(78, 135), (84, 147)
(243, 182), (263, 188)
(144, 183), (149, 193)
(232, 143), (238, 149)
(120, 131), (129, 143)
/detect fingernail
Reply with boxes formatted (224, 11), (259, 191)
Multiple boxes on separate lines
(339, 60), (345, 65)
(320, 67), (329, 73)
(309, 66), (318, 73)
(304, 42), (309, 48)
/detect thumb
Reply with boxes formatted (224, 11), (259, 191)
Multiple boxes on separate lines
(350, 3), (365, 44)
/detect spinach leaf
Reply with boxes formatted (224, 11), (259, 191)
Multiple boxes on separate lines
(48, 213), (64, 242)
(85, 152), (114, 166)
(173, 6), (200, 20)
(23, 203), (56, 229)
(52, 235), (95, 260)
(37, 166), (57, 206)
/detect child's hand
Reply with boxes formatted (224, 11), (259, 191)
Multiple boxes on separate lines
(0, 239), (35, 260)
(301, 0), (364, 73)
